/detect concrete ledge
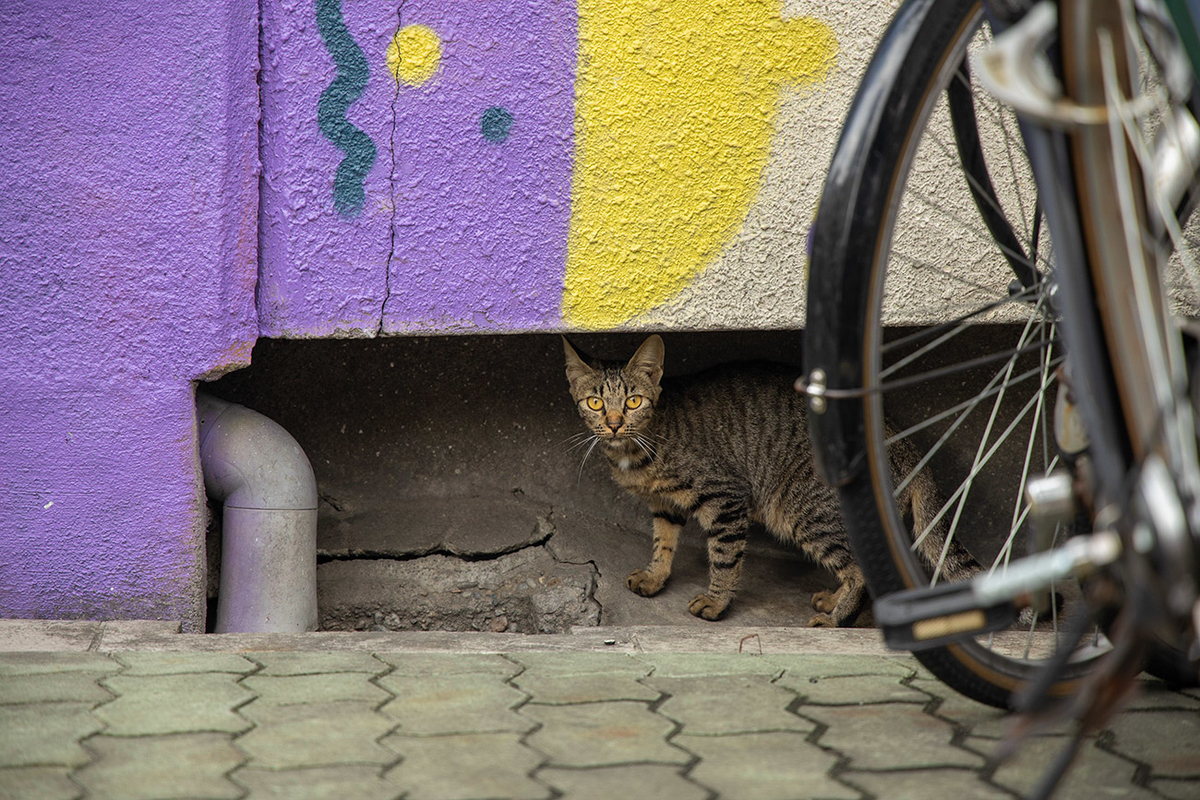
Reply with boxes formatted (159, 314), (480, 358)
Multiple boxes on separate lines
(0, 620), (1058, 657)
(0, 621), (182, 652)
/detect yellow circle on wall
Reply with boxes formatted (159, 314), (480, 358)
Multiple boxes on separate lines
(388, 25), (442, 86)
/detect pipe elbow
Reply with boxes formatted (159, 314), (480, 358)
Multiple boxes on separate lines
(196, 392), (318, 511)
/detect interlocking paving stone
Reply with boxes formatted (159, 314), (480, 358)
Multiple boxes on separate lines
(374, 652), (520, 678)
(763, 654), (921, 679)
(96, 673), (253, 735)
(1153, 777), (1200, 800)
(1105, 709), (1200, 779)
(242, 673), (391, 706)
(73, 733), (244, 800)
(237, 701), (398, 768)
(980, 735), (1163, 800)
(0, 653), (118, 676)
(249, 651), (388, 675)
(536, 764), (710, 800)
(378, 674), (533, 735)
(511, 652), (658, 703)
(843, 768), (1009, 799)
(911, 679), (1038, 739)
(113, 652), (256, 675)
(767, 654), (928, 707)
(383, 732), (548, 800)
(777, 672), (929, 705)
(508, 652), (651, 677)
(0, 766), (80, 800)
(804, 704), (983, 770)
(646, 674), (812, 735)
(517, 672), (661, 704)
(1121, 679), (1200, 711)
(234, 765), (402, 800)
(522, 701), (689, 767)
(633, 653), (782, 678)
(0, 703), (102, 767)
(678, 731), (859, 800)
(0, 672), (114, 705)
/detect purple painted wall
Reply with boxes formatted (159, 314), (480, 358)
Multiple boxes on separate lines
(0, 0), (259, 630)
(259, 0), (391, 337)
(259, 0), (574, 337)
(0, 0), (838, 629)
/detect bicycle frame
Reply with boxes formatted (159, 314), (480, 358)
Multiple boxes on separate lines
(868, 0), (1200, 662)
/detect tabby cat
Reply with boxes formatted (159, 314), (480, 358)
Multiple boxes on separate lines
(563, 334), (980, 626)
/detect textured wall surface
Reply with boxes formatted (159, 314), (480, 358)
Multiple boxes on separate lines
(0, 0), (260, 629)
(0, 0), (905, 628)
(260, 0), (864, 336)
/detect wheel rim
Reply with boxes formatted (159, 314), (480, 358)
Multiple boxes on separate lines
(860, 13), (1106, 678)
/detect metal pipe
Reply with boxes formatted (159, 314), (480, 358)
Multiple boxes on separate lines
(196, 391), (318, 633)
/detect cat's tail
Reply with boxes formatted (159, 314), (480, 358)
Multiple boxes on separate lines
(907, 467), (982, 581)
(888, 435), (982, 582)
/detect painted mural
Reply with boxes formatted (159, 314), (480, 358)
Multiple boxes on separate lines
(260, 0), (837, 336)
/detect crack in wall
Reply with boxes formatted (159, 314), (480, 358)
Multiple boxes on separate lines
(376, 3), (404, 336)
(317, 537), (553, 565)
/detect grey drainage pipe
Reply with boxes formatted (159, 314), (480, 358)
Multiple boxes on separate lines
(196, 391), (319, 633)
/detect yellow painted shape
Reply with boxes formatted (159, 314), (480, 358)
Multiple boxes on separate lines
(563, 0), (836, 328)
(388, 24), (442, 86)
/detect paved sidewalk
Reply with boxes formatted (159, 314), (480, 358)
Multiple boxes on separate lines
(1, 622), (1198, 800)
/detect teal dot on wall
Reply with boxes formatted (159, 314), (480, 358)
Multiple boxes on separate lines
(481, 106), (514, 143)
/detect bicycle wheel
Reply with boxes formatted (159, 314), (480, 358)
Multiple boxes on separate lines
(807, 0), (1109, 708)
(1051, 0), (1200, 687)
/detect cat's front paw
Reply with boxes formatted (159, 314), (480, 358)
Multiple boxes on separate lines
(626, 569), (666, 597)
(807, 612), (837, 628)
(688, 594), (729, 620)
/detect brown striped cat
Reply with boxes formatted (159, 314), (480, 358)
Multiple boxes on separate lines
(563, 334), (980, 626)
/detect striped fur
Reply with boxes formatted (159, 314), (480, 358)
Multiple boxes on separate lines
(564, 335), (980, 626)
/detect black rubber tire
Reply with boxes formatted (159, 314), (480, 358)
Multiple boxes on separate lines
(806, 0), (1104, 709)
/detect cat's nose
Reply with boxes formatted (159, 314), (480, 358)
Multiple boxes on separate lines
(605, 414), (623, 432)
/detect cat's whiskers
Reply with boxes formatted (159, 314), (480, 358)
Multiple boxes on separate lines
(632, 434), (657, 461)
(559, 431), (593, 447)
(564, 435), (597, 454)
(576, 436), (602, 483)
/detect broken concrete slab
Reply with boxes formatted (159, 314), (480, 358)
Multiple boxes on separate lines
(318, 493), (555, 559)
(318, 546), (600, 634)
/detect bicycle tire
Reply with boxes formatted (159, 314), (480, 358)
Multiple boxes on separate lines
(807, 0), (1106, 708)
(1053, 0), (1200, 688)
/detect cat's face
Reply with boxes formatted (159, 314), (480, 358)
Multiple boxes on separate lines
(563, 335), (664, 446)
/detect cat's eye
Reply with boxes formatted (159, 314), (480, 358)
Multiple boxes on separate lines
(586, 397), (604, 411)
(625, 395), (643, 410)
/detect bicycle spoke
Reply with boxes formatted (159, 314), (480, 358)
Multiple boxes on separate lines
(887, 357), (1063, 448)
(908, 185), (1049, 277)
(890, 294), (1052, 498)
(881, 282), (1043, 368)
(927, 123), (1050, 275)
(914, 374), (1059, 562)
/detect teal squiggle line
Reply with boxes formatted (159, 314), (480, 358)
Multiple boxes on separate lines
(316, 0), (376, 217)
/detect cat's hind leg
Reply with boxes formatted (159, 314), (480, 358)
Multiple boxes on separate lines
(627, 507), (686, 597)
(809, 564), (865, 627)
(795, 531), (866, 627)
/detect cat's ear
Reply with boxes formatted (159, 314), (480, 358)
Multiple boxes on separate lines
(627, 334), (664, 386)
(562, 336), (596, 385)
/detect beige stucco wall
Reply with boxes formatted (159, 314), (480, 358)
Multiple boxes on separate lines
(639, 0), (902, 331)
